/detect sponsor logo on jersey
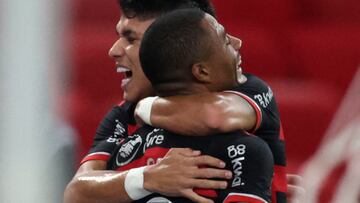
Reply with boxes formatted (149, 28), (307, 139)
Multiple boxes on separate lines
(114, 119), (126, 137)
(143, 128), (165, 152)
(254, 86), (273, 108)
(116, 134), (142, 166)
(106, 119), (127, 144)
(227, 144), (246, 187)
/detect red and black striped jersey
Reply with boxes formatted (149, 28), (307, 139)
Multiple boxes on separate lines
(81, 73), (287, 203)
(107, 126), (274, 203)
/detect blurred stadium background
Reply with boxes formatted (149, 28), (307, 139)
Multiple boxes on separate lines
(1, 0), (359, 202)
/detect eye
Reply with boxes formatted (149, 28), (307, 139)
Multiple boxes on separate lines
(127, 37), (136, 44)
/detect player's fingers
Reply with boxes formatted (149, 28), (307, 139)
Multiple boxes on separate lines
(287, 174), (302, 185)
(181, 189), (214, 203)
(193, 168), (232, 179)
(191, 155), (226, 168)
(287, 185), (306, 197)
(187, 179), (228, 190)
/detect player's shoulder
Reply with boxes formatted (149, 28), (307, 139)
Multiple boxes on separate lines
(239, 73), (271, 92)
(116, 100), (135, 112)
(110, 101), (137, 123)
(229, 73), (276, 110)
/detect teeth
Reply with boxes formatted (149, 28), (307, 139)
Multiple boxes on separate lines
(117, 67), (130, 73)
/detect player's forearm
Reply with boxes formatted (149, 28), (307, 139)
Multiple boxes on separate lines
(64, 170), (131, 203)
(150, 93), (256, 135)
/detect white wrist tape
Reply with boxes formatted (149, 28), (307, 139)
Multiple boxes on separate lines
(136, 96), (158, 125)
(124, 166), (152, 200)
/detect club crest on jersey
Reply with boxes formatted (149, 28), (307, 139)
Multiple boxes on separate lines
(116, 134), (142, 166)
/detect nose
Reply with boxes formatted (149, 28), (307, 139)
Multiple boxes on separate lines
(228, 34), (242, 51)
(108, 38), (126, 58)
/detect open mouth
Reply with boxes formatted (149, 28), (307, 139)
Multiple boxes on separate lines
(117, 66), (133, 78)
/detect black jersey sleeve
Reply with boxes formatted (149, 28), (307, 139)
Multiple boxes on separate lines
(80, 102), (136, 164)
(224, 74), (281, 137)
(208, 133), (274, 203)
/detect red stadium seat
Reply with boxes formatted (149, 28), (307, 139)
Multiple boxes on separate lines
(269, 79), (342, 166)
(70, 25), (120, 101)
(287, 24), (360, 90)
(226, 25), (291, 80)
(72, 0), (119, 25)
(68, 25), (124, 157)
(212, 0), (297, 27)
(65, 87), (122, 158)
(295, 0), (360, 23)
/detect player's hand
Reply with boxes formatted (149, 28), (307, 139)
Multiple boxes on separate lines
(143, 148), (232, 203)
(286, 174), (305, 203)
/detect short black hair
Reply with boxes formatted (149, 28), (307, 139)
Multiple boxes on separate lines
(118, 0), (215, 20)
(140, 8), (212, 87)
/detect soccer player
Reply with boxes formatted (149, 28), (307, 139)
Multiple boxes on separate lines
(107, 8), (274, 203)
(65, 0), (299, 202)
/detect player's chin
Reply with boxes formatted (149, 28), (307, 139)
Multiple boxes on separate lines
(123, 91), (137, 102)
(123, 88), (144, 103)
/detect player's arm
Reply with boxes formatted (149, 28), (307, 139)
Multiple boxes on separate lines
(64, 105), (131, 202)
(64, 148), (232, 203)
(135, 92), (257, 136)
(64, 163), (131, 203)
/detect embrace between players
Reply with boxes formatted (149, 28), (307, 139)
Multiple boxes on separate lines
(65, 1), (302, 203)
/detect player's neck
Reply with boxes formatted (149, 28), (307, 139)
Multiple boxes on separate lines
(154, 82), (209, 97)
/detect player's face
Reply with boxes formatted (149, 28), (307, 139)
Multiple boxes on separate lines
(203, 14), (242, 89)
(227, 34), (244, 82)
(109, 16), (155, 102)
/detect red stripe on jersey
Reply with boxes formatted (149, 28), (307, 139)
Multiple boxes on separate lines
(222, 91), (263, 133)
(279, 122), (285, 141)
(118, 100), (125, 106)
(128, 124), (139, 135)
(223, 193), (267, 203)
(271, 165), (287, 203)
(80, 152), (111, 165)
(116, 147), (170, 171)
(273, 165), (287, 192)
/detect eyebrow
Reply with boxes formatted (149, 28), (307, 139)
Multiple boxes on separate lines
(115, 27), (137, 37)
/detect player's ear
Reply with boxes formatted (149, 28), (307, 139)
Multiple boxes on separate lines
(192, 62), (211, 83)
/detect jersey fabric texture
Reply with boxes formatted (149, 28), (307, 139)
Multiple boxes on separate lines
(81, 73), (287, 202)
(224, 74), (287, 203)
(107, 126), (273, 203)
